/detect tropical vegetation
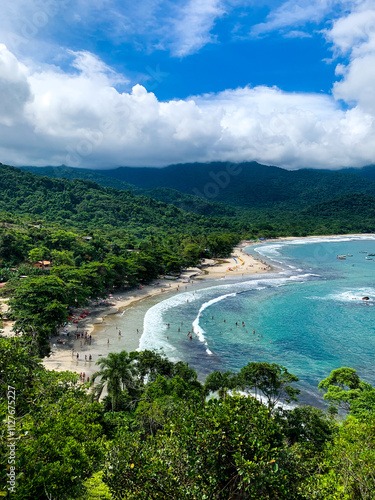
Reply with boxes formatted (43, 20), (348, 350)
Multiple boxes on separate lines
(1, 339), (375, 499)
(1, 162), (375, 498)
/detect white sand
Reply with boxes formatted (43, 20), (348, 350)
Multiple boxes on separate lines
(41, 244), (270, 377)
(1, 240), (271, 378)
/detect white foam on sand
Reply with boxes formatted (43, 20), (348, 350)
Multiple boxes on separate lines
(139, 292), (200, 352)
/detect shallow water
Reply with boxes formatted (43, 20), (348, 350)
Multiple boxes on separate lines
(135, 236), (375, 407)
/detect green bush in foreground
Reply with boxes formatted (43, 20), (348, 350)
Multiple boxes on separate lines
(2, 338), (375, 499)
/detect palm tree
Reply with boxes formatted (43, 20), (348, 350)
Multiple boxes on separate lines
(91, 351), (136, 410)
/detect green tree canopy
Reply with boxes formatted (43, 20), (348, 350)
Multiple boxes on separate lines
(92, 351), (137, 411)
(8, 275), (69, 356)
(234, 362), (300, 411)
(318, 367), (374, 414)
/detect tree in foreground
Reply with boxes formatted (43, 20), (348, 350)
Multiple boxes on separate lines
(0, 338), (105, 500)
(8, 275), (69, 356)
(234, 362), (300, 411)
(318, 366), (375, 417)
(92, 351), (136, 411)
(304, 367), (375, 499)
(104, 395), (309, 500)
(204, 369), (235, 398)
(304, 415), (375, 500)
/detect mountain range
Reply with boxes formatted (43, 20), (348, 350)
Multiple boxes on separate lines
(20, 161), (375, 212)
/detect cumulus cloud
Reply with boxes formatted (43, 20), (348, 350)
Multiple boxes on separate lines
(325, 3), (375, 55)
(1, 1), (375, 170)
(326, 2), (375, 113)
(0, 44), (32, 125)
(0, 41), (375, 170)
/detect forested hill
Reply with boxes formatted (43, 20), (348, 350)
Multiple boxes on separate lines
(335, 164), (375, 182)
(22, 161), (375, 211)
(19, 165), (239, 218)
(0, 163), (245, 235)
(95, 161), (375, 209)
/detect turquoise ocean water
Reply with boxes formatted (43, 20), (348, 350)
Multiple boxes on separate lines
(139, 237), (375, 407)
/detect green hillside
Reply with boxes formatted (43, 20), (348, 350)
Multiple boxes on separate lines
(0, 163), (245, 236)
(22, 162), (375, 213)
(92, 161), (375, 209)
(336, 164), (375, 183)
(20, 165), (238, 218)
(18, 162), (375, 237)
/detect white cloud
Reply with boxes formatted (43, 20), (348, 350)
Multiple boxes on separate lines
(1, 44), (375, 170)
(73, 0), (227, 57)
(0, 0), (237, 61)
(325, 3), (375, 55)
(1, 2), (375, 170)
(327, 2), (375, 112)
(68, 50), (129, 85)
(0, 0), (71, 59)
(169, 0), (225, 56)
(283, 30), (312, 38)
(249, 0), (355, 37)
(0, 44), (31, 125)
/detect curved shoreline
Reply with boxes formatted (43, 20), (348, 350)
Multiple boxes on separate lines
(41, 233), (375, 378)
(42, 241), (270, 377)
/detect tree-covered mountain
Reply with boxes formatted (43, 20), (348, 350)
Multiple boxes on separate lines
(20, 165), (136, 192)
(13, 162), (375, 236)
(0, 163), (247, 236)
(336, 164), (375, 183)
(22, 161), (375, 212)
(95, 161), (375, 209)
(20, 165), (239, 218)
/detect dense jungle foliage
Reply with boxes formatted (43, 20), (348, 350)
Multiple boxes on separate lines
(23, 161), (375, 209)
(1, 163), (375, 498)
(21, 162), (375, 236)
(1, 341), (375, 499)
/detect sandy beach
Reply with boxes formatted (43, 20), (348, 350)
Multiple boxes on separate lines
(200, 241), (272, 278)
(5, 234), (372, 378)
(36, 241), (271, 378)
(4, 234), (373, 378)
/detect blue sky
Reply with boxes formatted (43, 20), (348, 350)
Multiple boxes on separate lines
(0, 1), (375, 169)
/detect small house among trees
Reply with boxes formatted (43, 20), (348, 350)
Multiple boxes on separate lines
(32, 260), (51, 270)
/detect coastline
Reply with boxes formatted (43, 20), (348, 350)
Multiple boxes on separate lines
(38, 233), (375, 377)
(3, 233), (373, 379)
(41, 242), (271, 378)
